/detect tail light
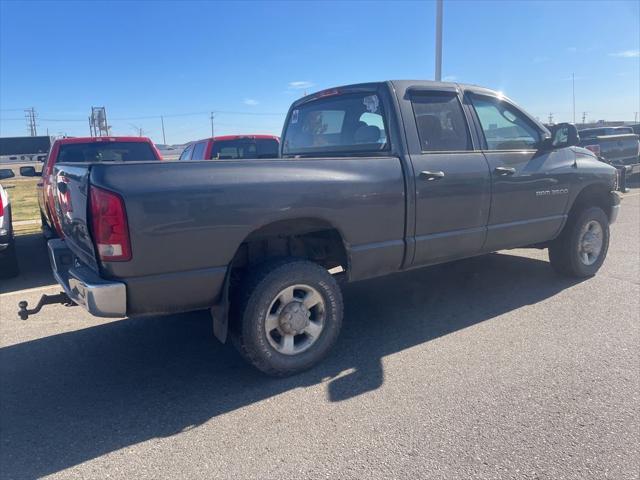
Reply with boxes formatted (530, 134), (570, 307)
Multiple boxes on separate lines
(89, 186), (131, 261)
(0, 195), (4, 217)
(585, 144), (601, 156)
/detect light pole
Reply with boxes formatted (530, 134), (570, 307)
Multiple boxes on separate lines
(435, 0), (443, 81)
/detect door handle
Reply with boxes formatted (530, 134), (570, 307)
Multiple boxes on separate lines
(494, 166), (516, 176)
(420, 170), (445, 181)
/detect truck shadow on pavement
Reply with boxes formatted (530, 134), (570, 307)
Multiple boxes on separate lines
(0, 233), (54, 294)
(0, 252), (584, 478)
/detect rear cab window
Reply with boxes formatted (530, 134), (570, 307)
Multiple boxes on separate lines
(210, 138), (279, 159)
(57, 142), (158, 162)
(282, 92), (389, 156)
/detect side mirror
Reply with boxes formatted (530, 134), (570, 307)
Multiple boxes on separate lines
(548, 123), (579, 149)
(0, 168), (15, 180)
(19, 166), (40, 177)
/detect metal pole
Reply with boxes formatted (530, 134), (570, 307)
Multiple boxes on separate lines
(572, 73), (576, 124)
(161, 116), (166, 144)
(210, 112), (215, 138)
(435, 0), (443, 81)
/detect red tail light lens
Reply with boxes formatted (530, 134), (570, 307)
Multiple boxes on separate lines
(0, 196), (4, 217)
(89, 186), (131, 262)
(585, 144), (601, 156)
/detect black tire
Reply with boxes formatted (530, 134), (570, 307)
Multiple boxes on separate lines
(549, 206), (609, 277)
(0, 242), (19, 278)
(231, 258), (343, 376)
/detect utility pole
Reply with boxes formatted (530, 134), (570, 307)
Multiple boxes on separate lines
(435, 0), (443, 81)
(161, 116), (167, 144)
(635, 112), (638, 123)
(582, 112), (588, 125)
(24, 107), (37, 136)
(548, 112), (554, 124)
(572, 73), (576, 124)
(210, 112), (215, 138)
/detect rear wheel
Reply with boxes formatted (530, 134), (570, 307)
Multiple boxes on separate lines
(549, 206), (609, 277)
(231, 258), (343, 376)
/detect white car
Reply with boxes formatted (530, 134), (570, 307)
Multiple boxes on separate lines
(0, 170), (19, 277)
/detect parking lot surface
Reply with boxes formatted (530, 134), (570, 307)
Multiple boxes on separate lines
(1, 190), (638, 479)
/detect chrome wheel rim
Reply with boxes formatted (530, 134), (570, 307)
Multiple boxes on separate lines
(264, 284), (325, 355)
(578, 220), (603, 266)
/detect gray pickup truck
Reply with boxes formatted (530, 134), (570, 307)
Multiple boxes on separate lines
(578, 127), (640, 179)
(21, 80), (621, 376)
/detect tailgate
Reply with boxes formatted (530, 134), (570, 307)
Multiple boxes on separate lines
(52, 163), (100, 271)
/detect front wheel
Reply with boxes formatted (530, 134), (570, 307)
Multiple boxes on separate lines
(231, 258), (343, 376)
(549, 206), (610, 277)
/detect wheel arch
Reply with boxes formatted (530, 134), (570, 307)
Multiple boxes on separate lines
(569, 182), (615, 221)
(211, 217), (351, 344)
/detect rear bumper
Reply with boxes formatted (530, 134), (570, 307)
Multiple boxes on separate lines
(48, 238), (126, 317)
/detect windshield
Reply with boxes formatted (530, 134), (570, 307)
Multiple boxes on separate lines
(210, 138), (279, 159)
(57, 142), (157, 162)
(282, 92), (389, 156)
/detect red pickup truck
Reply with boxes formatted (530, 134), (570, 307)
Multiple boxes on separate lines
(178, 135), (280, 161)
(33, 136), (163, 238)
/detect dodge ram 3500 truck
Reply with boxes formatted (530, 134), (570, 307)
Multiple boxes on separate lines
(20, 81), (621, 376)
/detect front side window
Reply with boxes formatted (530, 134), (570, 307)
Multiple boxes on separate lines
(57, 142), (157, 162)
(179, 144), (194, 161)
(191, 141), (206, 160)
(282, 92), (389, 156)
(471, 96), (541, 150)
(411, 92), (471, 151)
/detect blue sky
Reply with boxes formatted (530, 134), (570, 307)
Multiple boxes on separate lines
(1, 0), (638, 144)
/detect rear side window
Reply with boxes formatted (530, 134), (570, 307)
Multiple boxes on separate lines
(210, 139), (279, 159)
(191, 142), (207, 160)
(411, 92), (471, 151)
(283, 92), (389, 156)
(57, 142), (157, 162)
(471, 96), (541, 150)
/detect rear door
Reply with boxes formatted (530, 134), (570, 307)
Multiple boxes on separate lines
(468, 93), (571, 250)
(398, 86), (491, 265)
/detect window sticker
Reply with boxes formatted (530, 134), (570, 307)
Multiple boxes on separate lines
(291, 109), (299, 124)
(363, 95), (379, 113)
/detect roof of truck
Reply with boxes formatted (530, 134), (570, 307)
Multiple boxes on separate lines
(54, 136), (155, 145)
(189, 135), (280, 144)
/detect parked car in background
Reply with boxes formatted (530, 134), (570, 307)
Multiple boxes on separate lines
(179, 135), (280, 160)
(0, 170), (19, 277)
(578, 127), (640, 189)
(22, 136), (163, 238)
(27, 80), (621, 376)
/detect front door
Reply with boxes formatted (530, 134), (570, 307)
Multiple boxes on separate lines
(406, 90), (492, 266)
(469, 94), (572, 251)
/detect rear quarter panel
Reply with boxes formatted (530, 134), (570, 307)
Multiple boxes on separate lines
(90, 157), (406, 286)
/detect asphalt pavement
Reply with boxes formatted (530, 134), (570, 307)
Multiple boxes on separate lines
(1, 188), (638, 479)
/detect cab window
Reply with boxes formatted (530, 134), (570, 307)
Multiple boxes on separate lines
(191, 141), (206, 160)
(179, 144), (194, 161)
(471, 96), (541, 150)
(282, 92), (389, 156)
(411, 92), (471, 151)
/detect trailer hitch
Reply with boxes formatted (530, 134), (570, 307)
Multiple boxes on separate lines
(18, 292), (75, 320)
